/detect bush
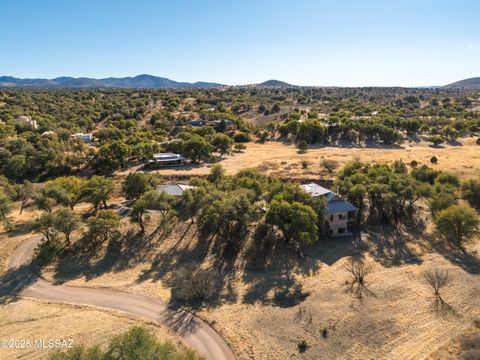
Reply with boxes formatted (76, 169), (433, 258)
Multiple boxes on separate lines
(297, 339), (308, 353)
(430, 156), (438, 164)
(476, 137), (480, 145)
(49, 326), (204, 360)
(301, 160), (309, 169)
(410, 160), (418, 168)
(321, 159), (339, 173)
(297, 140), (308, 153)
(233, 132), (250, 143)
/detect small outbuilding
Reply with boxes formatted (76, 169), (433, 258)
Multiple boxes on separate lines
(157, 184), (196, 197)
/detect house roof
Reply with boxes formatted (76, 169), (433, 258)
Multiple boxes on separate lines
(301, 182), (333, 197)
(152, 153), (185, 161)
(326, 200), (358, 213)
(157, 184), (196, 196)
(301, 182), (358, 213)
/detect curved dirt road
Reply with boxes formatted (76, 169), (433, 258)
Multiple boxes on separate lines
(1, 236), (235, 360)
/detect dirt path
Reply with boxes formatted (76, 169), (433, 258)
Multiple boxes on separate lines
(1, 235), (235, 360)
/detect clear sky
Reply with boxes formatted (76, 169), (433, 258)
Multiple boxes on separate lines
(1, 0), (479, 86)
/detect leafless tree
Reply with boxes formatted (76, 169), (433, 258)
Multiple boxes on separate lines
(424, 267), (452, 314)
(346, 258), (372, 298)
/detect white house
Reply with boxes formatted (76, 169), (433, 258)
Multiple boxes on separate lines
(72, 133), (93, 143)
(157, 184), (196, 197)
(148, 153), (186, 167)
(17, 115), (38, 129)
(301, 182), (358, 237)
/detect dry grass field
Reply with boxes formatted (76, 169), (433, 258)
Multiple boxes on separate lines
(149, 137), (480, 180)
(0, 299), (176, 360)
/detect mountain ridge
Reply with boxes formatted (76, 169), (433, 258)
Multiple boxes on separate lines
(443, 77), (480, 89)
(0, 74), (223, 88)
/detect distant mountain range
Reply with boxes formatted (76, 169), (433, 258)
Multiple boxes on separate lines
(0, 74), (223, 88)
(1, 75), (479, 89)
(444, 77), (480, 90)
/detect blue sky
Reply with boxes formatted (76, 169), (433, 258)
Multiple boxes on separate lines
(1, 0), (479, 86)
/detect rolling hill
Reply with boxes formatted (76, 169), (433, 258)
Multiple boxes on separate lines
(0, 74), (223, 88)
(257, 79), (296, 88)
(444, 77), (480, 89)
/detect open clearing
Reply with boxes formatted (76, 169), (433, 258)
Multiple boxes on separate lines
(148, 137), (480, 180)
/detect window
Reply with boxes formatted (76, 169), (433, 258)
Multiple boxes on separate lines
(338, 228), (346, 234)
(338, 213), (346, 220)
(330, 214), (334, 221)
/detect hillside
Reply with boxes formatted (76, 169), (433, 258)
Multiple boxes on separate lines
(0, 74), (223, 88)
(444, 77), (480, 89)
(257, 79), (296, 88)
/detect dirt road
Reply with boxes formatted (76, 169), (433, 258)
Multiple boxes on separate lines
(1, 236), (235, 360)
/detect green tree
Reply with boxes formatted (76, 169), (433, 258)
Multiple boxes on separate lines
(129, 198), (149, 233)
(81, 176), (114, 211)
(17, 181), (33, 214)
(435, 204), (480, 245)
(46, 176), (86, 209)
(35, 212), (58, 242)
(122, 172), (157, 200)
(52, 207), (81, 246)
(461, 178), (480, 210)
(144, 190), (176, 222)
(207, 164), (225, 183)
(84, 209), (121, 246)
(210, 133), (233, 157)
(183, 135), (213, 163)
(0, 189), (12, 223)
(266, 199), (318, 245)
(197, 189), (255, 248)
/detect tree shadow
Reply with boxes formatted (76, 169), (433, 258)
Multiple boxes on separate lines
(0, 259), (40, 305)
(424, 232), (480, 275)
(160, 306), (199, 335)
(359, 225), (424, 267)
(52, 223), (176, 284)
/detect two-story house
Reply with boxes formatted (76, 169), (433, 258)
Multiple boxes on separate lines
(301, 182), (358, 237)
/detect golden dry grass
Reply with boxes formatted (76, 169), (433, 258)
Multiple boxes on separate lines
(150, 137), (480, 180)
(0, 299), (177, 360)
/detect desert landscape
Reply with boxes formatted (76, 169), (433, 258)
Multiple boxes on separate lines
(1, 1), (480, 359)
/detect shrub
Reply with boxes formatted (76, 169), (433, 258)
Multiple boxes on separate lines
(233, 132), (250, 143)
(49, 326), (204, 360)
(297, 339), (308, 353)
(301, 160), (309, 169)
(476, 137), (480, 145)
(435, 204), (480, 245)
(297, 140), (308, 153)
(321, 159), (339, 173)
(410, 160), (418, 168)
(430, 156), (438, 164)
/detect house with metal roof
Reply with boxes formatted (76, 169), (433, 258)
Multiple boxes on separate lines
(147, 153), (186, 167)
(301, 182), (358, 237)
(157, 184), (196, 197)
